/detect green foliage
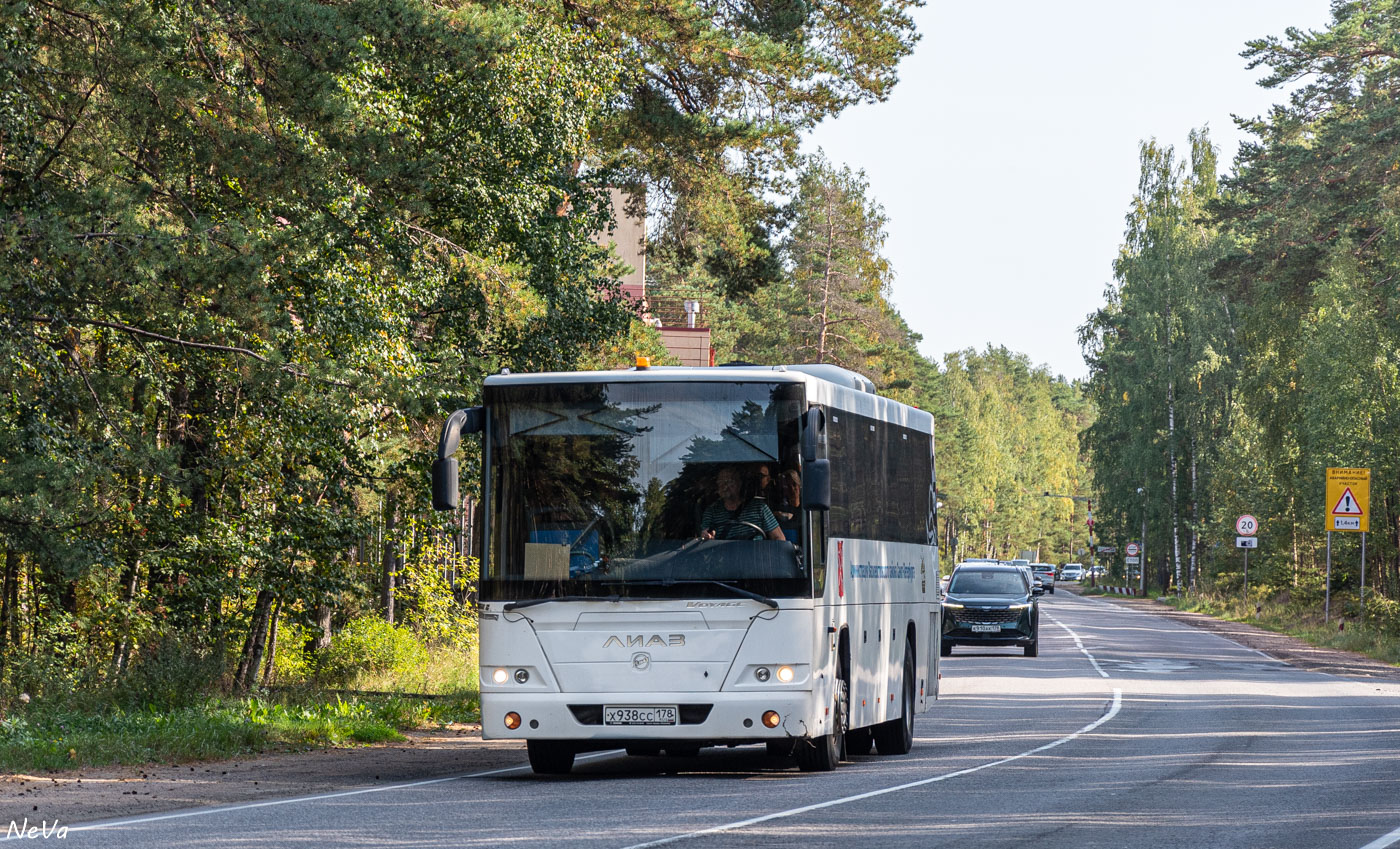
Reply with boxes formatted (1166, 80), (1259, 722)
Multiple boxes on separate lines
(316, 615), (430, 688)
(724, 154), (907, 377)
(0, 690), (484, 772)
(0, 0), (928, 711)
(394, 531), (477, 651)
(933, 348), (1091, 564)
(0, 0), (632, 700)
(571, 0), (924, 259)
(1085, 1), (1400, 609)
(0, 703), (269, 772)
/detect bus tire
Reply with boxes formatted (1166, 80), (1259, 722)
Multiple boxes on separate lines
(874, 643), (916, 755)
(796, 677), (846, 771)
(526, 740), (576, 775)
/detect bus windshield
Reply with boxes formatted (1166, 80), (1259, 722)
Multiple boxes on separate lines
(484, 380), (807, 601)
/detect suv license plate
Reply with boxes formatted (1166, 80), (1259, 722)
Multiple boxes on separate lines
(970, 624), (1001, 633)
(604, 706), (678, 726)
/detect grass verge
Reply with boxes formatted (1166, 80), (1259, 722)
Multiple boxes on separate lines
(0, 690), (481, 774)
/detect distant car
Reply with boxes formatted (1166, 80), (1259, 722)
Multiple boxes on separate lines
(941, 563), (1041, 657)
(1030, 563), (1056, 594)
(1060, 563), (1085, 581)
(1003, 560), (1037, 591)
(1088, 565), (1106, 578)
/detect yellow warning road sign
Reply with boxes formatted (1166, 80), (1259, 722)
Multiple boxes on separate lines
(1325, 467), (1370, 532)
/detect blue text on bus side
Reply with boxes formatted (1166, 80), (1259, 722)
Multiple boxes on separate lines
(850, 563), (916, 580)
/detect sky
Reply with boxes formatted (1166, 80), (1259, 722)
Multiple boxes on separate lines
(804, 0), (1336, 382)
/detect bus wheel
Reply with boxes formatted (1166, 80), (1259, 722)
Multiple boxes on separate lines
(795, 678), (847, 771)
(874, 644), (916, 755)
(527, 740), (575, 775)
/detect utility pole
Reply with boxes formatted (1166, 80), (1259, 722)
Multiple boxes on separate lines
(1138, 487), (1148, 597)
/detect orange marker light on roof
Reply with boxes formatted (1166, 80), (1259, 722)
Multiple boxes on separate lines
(635, 355), (651, 369)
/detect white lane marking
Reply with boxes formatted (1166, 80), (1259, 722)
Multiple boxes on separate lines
(60, 750), (624, 834)
(1047, 611), (1109, 679)
(1360, 824), (1400, 849)
(617, 688), (1124, 849)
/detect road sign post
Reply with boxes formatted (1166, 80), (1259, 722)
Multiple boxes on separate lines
(1236, 515), (1258, 598)
(1324, 468), (1370, 624)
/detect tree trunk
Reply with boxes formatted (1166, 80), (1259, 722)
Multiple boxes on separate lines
(234, 589), (275, 692)
(0, 548), (17, 678)
(313, 604), (333, 653)
(260, 597), (282, 688)
(1189, 438), (1199, 591)
(110, 552), (142, 679)
(382, 493), (398, 625)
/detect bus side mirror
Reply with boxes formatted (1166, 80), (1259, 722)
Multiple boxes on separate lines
(432, 406), (485, 511)
(803, 459), (831, 511)
(432, 457), (459, 511)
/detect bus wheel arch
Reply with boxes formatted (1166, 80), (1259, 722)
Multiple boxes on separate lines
(796, 628), (850, 771)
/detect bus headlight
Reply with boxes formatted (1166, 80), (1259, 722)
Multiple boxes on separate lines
(491, 668), (509, 684)
(776, 665), (795, 683)
(754, 666), (771, 682)
(762, 711), (782, 728)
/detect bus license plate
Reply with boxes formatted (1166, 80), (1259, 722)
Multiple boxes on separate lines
(604, 706), (678, 726)
(970, 624), (1001, 633)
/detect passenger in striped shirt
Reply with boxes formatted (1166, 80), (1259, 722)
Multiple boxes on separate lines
(700, 465), (783, 541)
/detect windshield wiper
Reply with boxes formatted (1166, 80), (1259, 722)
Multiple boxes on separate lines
(601, 579), (779, 609)
(503, 594), (620, 611)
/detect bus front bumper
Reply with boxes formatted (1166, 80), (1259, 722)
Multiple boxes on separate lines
(479, 691), (823, 743)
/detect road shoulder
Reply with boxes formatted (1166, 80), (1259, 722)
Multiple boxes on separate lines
(1080, 589), (1400, 681)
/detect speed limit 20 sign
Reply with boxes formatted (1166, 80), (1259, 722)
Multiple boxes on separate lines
(1236, 515), (1258, 536)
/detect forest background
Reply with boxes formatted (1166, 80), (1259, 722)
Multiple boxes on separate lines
(0, 0), (1394, 739)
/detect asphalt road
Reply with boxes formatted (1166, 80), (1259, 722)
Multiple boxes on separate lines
(63, 592), (1400, 849)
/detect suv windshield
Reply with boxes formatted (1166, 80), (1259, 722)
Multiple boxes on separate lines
(484, 380), (807, 601)
(948, 570), (1027, 596)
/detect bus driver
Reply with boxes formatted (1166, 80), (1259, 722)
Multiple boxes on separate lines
(700, 465), (784, 541)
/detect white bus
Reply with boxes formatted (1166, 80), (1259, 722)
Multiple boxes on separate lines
(432, 362), (941, 774)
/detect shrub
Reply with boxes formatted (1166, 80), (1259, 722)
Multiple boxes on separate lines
(108, 633), (223, 710)
(316, 615), (429, 687)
